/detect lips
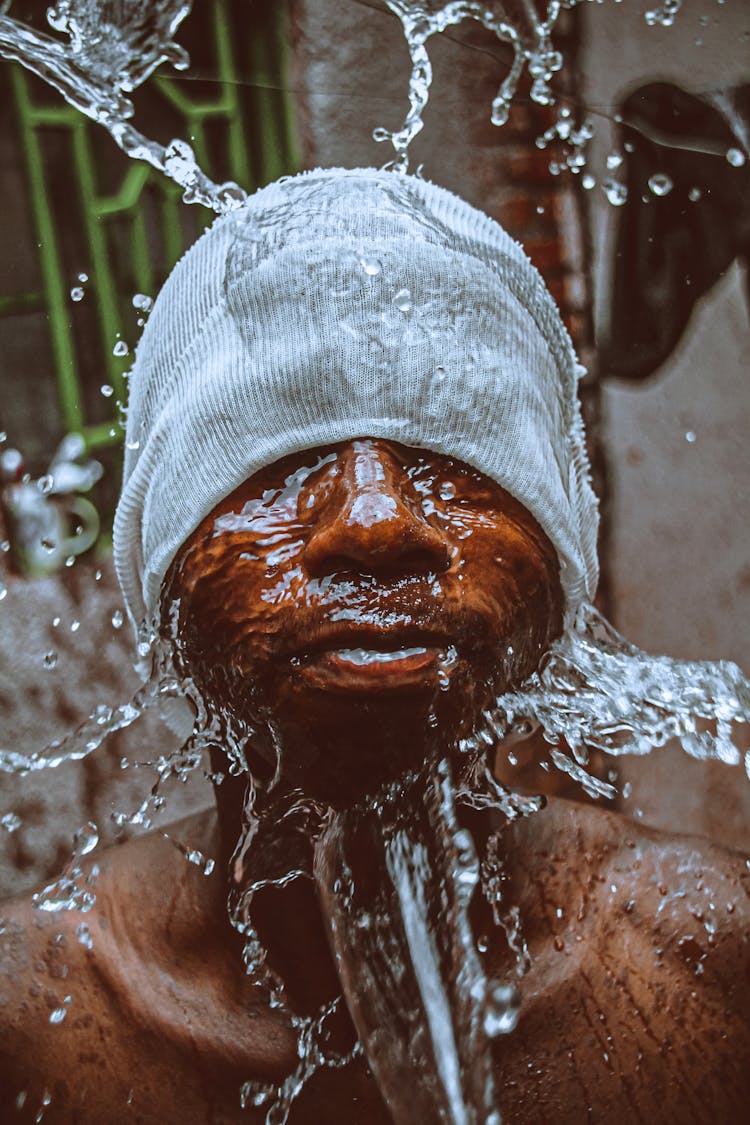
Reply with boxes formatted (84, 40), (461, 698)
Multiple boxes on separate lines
(291, 628), (451, 692)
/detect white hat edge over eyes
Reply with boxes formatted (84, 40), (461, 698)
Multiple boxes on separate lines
(114, 166), (600, 673)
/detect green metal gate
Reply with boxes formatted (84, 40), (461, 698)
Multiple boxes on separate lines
(0, 0), (300, 541)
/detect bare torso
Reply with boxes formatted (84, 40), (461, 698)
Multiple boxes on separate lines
(1, 798), (748, 1124)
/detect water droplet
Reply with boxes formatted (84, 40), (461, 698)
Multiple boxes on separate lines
(76, 922), (93, 949)
(688, 186), (702, 202)
(439, 482), (456, 501)
(37, 474), (54, 495)
(49, 1006), (67, 1024)
(685, 430), (696, 443)
(77, 273), (88, 284)
(70, 619), (81, 633)
(603, 179), (628, 207)
(726, 147), (746, 168)
(648, 173), (673, 197)
(112, 341), (129, 358)
(74, 822), (99, 857)
(126, 438), (140, 451)
(70, 287), (85, 302)
(393, 288), (412, 313)
(43, 650), (58, 670)
(484, 981), (521, 1037)
(111, 610), (124, 630)
(100, 384), (114, 397)
(0, 584), (7, 602)
(132, 293), (153, 312)
(644, 0), (681, 28)
(1, 812), (22, 833)
(606, 152), (623, 171)
(359, 256), (381, 277)
(582, 173), (596, 190)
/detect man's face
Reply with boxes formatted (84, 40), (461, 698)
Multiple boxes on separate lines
(167, 439), (562, 805)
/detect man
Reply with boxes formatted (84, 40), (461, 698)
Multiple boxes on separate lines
(1, 168), (748, 1123)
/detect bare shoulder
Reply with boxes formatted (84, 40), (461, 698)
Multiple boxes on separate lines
(488, 798), (750, 1122)
(0, 807), (295, 1123)
(506, 795), (750, 947)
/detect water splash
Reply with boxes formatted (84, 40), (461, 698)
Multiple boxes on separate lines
(0, 1), (245, 211)
(535, 105), (594, 176)
(315, 756), (517, 1125)
(225, 779), (367, 1121)
(0, 648), (182, 775)
(644, 1), (682, 29)
(378, 1), (563, 171)
(32, 820), (99, 913)
(489, 602), (750, 781)
(241, 996), (364, 1124)
(230, 750), (532, 1125)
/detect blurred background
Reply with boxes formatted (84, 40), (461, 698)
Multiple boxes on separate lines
(1, 0), (748, 897)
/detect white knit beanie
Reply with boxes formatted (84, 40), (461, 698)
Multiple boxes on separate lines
(114, 166), (599, 657)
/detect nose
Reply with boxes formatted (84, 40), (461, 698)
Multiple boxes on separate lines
(303, 441), (451, 577)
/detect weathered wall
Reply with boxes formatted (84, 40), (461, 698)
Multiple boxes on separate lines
(580, 1), (750, 847)
(0, 553), (211, 900)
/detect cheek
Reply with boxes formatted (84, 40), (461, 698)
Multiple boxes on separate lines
(176, 542), (296, 669)
(458, 527), (559, 642)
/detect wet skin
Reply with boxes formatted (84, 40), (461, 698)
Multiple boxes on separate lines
(1, 803), (749, 1124)
(168, 438), (563, 809)
(1, 439), (749, 1122)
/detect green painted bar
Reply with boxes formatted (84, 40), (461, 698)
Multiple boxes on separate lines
(96, 163), (151, 217)
(71, 118), (129, 404)
(3, 0), (300, 546)
(11, 66), (83, 434)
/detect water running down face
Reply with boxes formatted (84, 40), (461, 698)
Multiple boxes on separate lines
(167, 438), (563, 807)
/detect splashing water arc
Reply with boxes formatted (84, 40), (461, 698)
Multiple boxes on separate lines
(376, 1), (567, 170)
(0, 0), (246, 211)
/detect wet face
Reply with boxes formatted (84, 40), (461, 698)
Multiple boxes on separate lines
(166, 439), (563, 806)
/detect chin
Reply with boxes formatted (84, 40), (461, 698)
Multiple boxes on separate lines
(256, 673), (488, 810)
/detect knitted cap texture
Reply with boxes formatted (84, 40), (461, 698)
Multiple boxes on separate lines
(114, 166), (599, 646)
